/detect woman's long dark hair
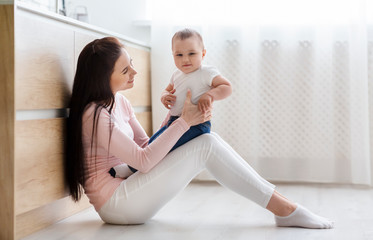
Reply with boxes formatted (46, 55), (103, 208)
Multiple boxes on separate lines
(65, 37), (124, 201)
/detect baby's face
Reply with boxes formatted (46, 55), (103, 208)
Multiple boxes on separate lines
(172, 36), (206, 74)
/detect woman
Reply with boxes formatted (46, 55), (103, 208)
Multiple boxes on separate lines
(65, 37), (333, 228)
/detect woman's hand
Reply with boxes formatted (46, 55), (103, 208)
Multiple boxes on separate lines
(180, 90), (212, 127)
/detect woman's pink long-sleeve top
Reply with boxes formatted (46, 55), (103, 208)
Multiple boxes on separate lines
(82, 93), (189, 211)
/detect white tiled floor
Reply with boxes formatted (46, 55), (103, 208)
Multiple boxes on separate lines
(22, 182), (373, 240)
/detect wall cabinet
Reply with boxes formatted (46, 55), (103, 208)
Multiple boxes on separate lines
(0, 3), (152, 239)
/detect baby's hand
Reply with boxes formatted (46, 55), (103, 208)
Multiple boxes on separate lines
(198, 93), (214, 113)
(161, 88), (176, 109)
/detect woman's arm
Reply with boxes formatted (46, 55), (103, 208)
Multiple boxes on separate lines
(123, 96), (150, 148)
(159, 111), (171, 128)
(129, 115), (150, 148)
(95, 109), (189, 173)
(92, 91), (210, 173)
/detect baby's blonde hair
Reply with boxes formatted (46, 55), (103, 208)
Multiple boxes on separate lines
(172, 28), (205, 49)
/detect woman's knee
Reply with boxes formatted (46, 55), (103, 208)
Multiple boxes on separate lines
(170, 134), (220, 155)
(194, 133), (220, 147)
(189, 134), (225, 161)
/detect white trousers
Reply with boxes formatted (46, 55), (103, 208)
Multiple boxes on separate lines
(98, 132), (275, 224)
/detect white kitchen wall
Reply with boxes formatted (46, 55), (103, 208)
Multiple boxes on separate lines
(17, 0), (151, 44)
(66, 0), (150, 44)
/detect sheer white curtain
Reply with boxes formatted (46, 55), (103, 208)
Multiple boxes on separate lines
(151, 0), (373, 185)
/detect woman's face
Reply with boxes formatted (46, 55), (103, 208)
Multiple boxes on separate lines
(110, 48), (137, 93)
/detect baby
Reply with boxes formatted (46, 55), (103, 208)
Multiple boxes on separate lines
(110, 28), (232, 177)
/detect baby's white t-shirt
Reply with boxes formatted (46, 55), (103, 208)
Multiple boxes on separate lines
(169, 65), (220, 116)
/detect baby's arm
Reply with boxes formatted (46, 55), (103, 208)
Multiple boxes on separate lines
(198, 75), (232, 113)
(161, 83), (176, 109)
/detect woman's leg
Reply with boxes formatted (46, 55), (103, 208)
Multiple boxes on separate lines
(99, 134), (333, 228)
(98, 134), (274, 224)
(211, 132), (334, 228)
(209, 133), (295, 215)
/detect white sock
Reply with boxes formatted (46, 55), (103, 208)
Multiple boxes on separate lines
(112, 164), (133, 178)
(275, 204), (334, 229)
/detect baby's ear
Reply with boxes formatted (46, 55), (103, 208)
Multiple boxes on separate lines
(202, 49), (207, 58)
